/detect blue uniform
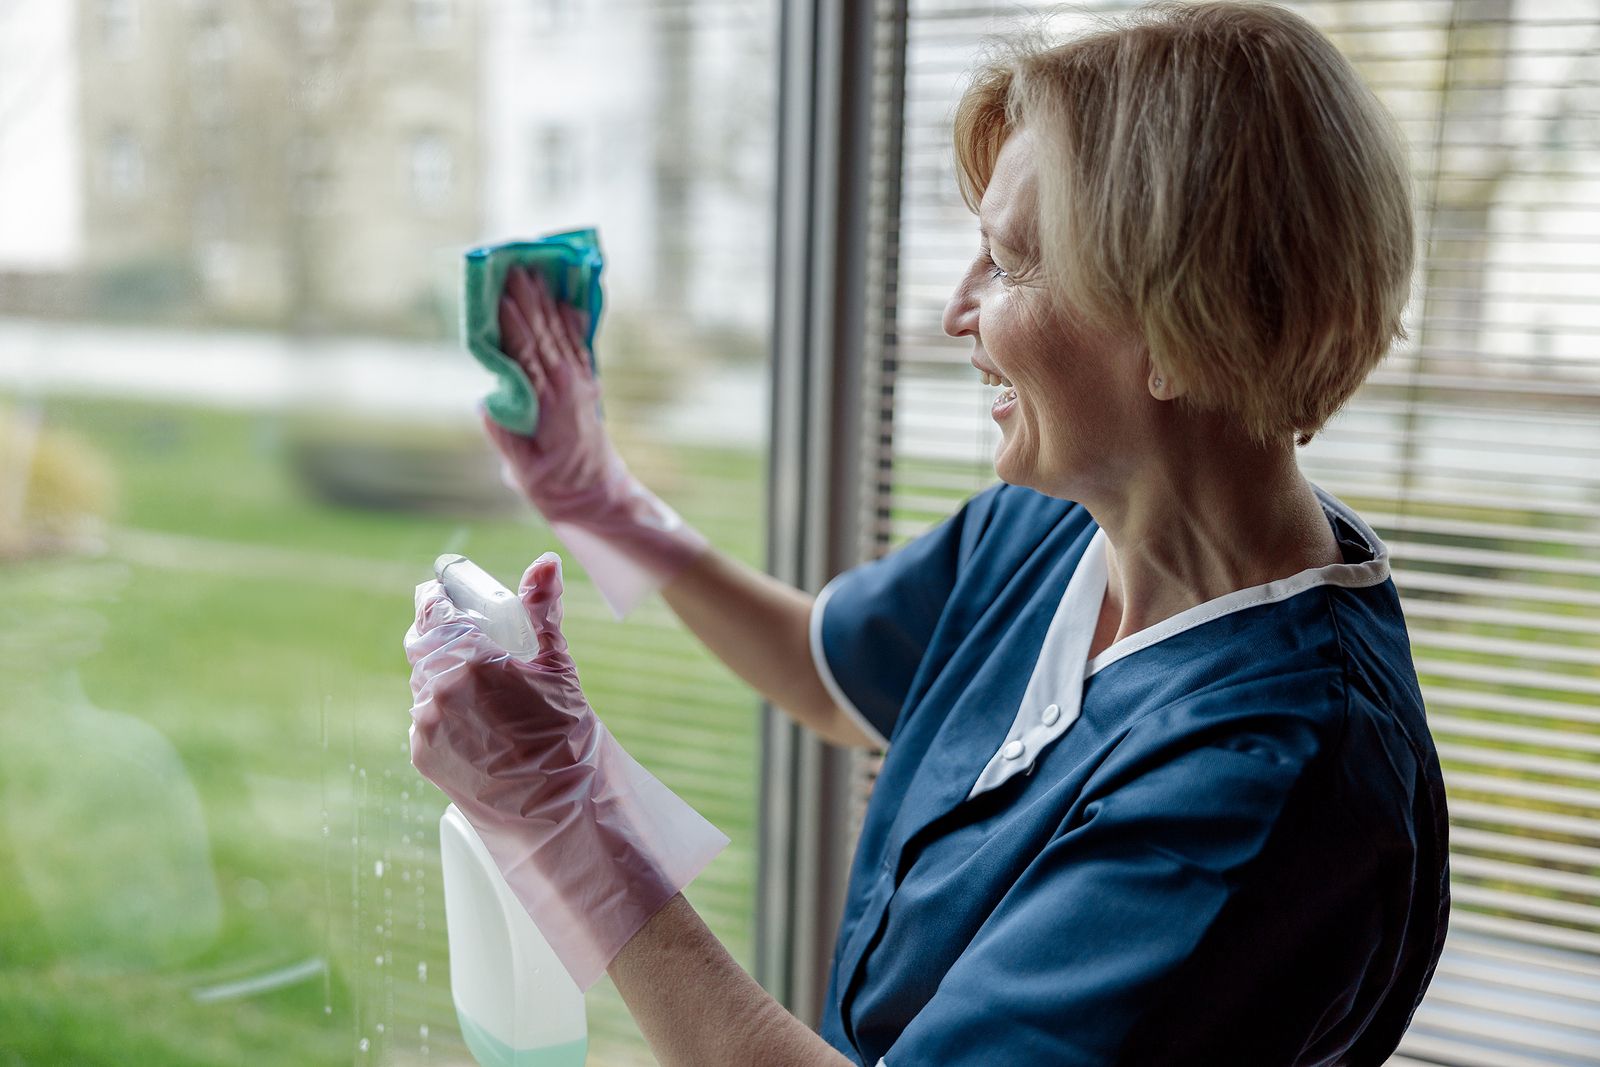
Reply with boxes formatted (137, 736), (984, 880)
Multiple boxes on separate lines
(809, 482), (1450, 1066)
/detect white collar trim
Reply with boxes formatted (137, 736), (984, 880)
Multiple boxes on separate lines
(1082, 484), (1390, 679)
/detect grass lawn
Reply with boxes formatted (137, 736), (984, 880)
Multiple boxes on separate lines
(1, 393), (767, 1066)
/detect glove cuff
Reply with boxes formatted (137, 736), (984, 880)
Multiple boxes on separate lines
(548, 475), (711, 619)
(476, 722), (729, 991)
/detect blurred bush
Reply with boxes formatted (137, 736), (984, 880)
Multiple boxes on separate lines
(0, 403), (117, 561)
(283, 414), (520, 516)
(89, 256), (202, 322)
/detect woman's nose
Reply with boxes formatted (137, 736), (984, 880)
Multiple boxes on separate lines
(942, 277), (977, 339)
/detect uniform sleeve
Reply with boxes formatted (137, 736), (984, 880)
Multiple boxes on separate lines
(880, 713), (1365, 1066)
(809, 486), (999, 749)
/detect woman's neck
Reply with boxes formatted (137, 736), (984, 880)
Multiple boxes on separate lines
(1084, 439), (1341, 654)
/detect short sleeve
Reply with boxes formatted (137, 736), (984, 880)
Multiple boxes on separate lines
(809, 486), (998, 748)
(880, 715), (1364, 1066)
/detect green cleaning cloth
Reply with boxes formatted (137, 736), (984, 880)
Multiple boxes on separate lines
(461, 227), (605, 436)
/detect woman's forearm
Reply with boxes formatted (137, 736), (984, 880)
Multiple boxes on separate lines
(608, 893), (855, 1067)
(660, 546), (874, 748)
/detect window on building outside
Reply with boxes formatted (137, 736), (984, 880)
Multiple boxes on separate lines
(531, 0), (580, 33)
(535, 125), (576, 202)
(294, 0), (336, 40)
(412, 0), (454, 38)
(292, 134), (332, 216)
(408, 132), (453, 209)
(104, 128), (143, 200)
(97, 0), (138, 54)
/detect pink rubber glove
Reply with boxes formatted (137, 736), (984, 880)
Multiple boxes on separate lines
(482, 266), (710, 620)
(405, 551), (729, 990)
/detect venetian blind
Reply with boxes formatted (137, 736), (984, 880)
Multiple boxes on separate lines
(854, 2), (1600, 1064)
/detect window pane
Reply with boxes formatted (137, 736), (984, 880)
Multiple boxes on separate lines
(0, 0), (776, 1063)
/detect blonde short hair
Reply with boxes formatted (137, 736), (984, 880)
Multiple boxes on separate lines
(953, 1), (1415, 444)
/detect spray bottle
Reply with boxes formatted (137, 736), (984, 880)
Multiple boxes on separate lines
(432, 553), (588, 1067)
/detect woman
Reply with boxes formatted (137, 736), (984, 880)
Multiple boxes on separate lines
(405, 3), (1449, 1064)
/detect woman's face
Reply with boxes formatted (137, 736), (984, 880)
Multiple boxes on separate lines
(941, 128), (1151, 500)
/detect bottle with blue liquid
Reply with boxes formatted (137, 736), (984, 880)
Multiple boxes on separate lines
(433, 555), (588, 1067)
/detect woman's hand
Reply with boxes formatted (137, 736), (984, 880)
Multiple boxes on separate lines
(477, 267), (712, 620)
(406, 559), (840, 1065)
(406, 552), (595, 821)
(404, 552), (727, 989)
(483, 266), (622, 522)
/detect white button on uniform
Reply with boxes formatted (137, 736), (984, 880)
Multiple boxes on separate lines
(1001, 740), (1026, 760)
(1041, 703), (1061, 727)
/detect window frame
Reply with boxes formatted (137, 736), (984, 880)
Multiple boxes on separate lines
(759, 0), (909, 1026)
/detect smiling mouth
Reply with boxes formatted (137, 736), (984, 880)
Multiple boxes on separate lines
(977, 361), (1017, 402)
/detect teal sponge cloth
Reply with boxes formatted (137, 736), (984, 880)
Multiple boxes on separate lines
(461, 227), (605, 436)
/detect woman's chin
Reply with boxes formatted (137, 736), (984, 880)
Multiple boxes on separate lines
(993, 444), (1020, 485)
(993, 431), (1039, 489)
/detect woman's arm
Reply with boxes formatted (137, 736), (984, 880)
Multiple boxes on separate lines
(660, 546), (877, 749)
(609, 893), (856, 1067)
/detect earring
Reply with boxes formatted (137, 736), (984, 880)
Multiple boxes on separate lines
(1153, 377), (1164, 390)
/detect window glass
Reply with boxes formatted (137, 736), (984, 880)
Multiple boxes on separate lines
(0, 1), (776, 1063)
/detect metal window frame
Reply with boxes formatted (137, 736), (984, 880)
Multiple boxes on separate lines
(759, 0), (909, 1025)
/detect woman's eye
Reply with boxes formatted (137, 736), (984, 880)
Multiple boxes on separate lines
(980, 248), (1011, 283)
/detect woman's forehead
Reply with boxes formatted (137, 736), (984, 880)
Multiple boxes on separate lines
(980, 132), (1038, 249)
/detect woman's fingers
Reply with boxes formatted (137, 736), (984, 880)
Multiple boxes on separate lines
(528, 271), (585, 388)
(410, 582), (498, 662)
(518, 553), (568, 657)
(481, 404), (544, 463)
(560, 305), (594, 380)
(519, 266), (590, 383)
(411, 580), (472, 643)
(505, 268), (568, 384)
(498, 292), (550, 399)
(538, 281), (589, 380)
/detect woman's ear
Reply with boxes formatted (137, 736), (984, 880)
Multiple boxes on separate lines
(1147, 368), (1183, 401)
(1135, 341), (1183, 401)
